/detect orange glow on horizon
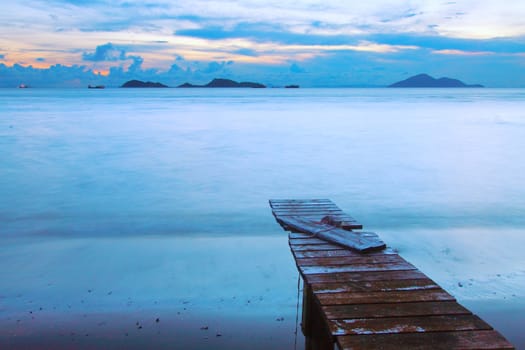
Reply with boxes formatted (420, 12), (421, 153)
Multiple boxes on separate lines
(1, 61), (53, 69)
(93, 69), (110, 76)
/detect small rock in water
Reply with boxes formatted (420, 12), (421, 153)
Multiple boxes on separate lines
(276, 317), (285, 321)
(458, 282), (463, 287)
(216, 332), (222, 337)
(156, 318), (160, 323)
(200, 326), (208, 330)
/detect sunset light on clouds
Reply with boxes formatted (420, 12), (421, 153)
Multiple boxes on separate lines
(1, 0), (525, 87)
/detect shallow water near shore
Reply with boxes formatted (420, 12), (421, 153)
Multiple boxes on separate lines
(1, 88), (525, 348)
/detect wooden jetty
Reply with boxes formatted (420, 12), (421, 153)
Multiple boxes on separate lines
(270, 199), (515, 350)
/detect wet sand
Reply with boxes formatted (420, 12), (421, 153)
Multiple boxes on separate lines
(0, 235), (304, 349)
(1, 230), (524, 349)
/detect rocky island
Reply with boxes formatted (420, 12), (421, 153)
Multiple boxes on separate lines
(178, 78), (265, 88)
(389, 74), (483, 88)
(121, 80), (168, 88)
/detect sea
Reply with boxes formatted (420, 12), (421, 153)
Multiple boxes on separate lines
(1, 88), (524, 349)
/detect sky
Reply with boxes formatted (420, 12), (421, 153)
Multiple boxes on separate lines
(1, 0), (525, 87)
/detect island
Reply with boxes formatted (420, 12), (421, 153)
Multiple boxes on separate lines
(178, 78), (265, 88)
(121, 80), (168, 88)
(285, 85), (300, 88)
(389, 74), (483, 88)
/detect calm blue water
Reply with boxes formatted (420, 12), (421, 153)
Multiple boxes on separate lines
(2, 88), (524, 237)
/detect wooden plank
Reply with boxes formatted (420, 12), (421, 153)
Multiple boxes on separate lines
(336, 330), (515, 350)
(300, 261), (416, 275)
(290, 241), (343, 250)
(304, 270), (428, 284)
(275, 213), (354, 219)
(272, 209), (345, 214)
(270, 199), (332, 204)
(296, 254), (407, 267)
(291, 244), (346, 251)
(280, 216), (383, 252)
(288, 232), (313, 239)
(293, 249), (398, 259)
(277, 214), (363, 230)
(311, 278), (440, 294)
(323, 301), (471, 320)
(329, 314), (491, 336)
(289, 237), (327, 245)
(276, 213), (360, 222)
(316, 289), (455, 305)
(272, 205), (342, 210)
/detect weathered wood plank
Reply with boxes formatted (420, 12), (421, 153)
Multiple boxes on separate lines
(311, 278), (439, 294)
(296, 254), (407, 267)
(272, 206), (341, 211)
(280, 216), (383, 252)
(300, 261), (416, 275)
(304, 270), (428, 284)
(274, 213), (356, 220)
(291, 244), (347, 251)
(270, 199), (332, 204)
(289, 237), (326, 245)
(275, 213), (354, 219)
(272, 209), (345, 214)
(316, 289), (455, 305)
(288, 232), (313, 239)
(330, 314), (491, 336)
(323, 301), (470, 320)
(336, 330), (515, 350)
(290, 240), (343, 250)
(292, 249), (398, 259)
(270, 200), (336, 206)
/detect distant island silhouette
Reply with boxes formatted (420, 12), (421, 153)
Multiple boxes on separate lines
(389, 74), (483, 88)
(178, 78), (266, 88)
(121, 80), (168, 88)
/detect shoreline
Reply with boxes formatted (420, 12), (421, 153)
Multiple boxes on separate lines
(1, 231), (524, 348)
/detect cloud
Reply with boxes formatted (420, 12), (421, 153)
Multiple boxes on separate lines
(290, 63), (305, 73)
(432, 49), (493, 56)
(3, 1), (525, 87)
(82, 43), (126, 62)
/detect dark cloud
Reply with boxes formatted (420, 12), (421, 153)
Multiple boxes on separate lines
(0, 63), (102, 88)
(82, 43), (126, 61)
(202, 61), (229, 74)
(36, 57), (46, 62)
(82, 43), (145, 73)
(127, 55), (143, 73)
